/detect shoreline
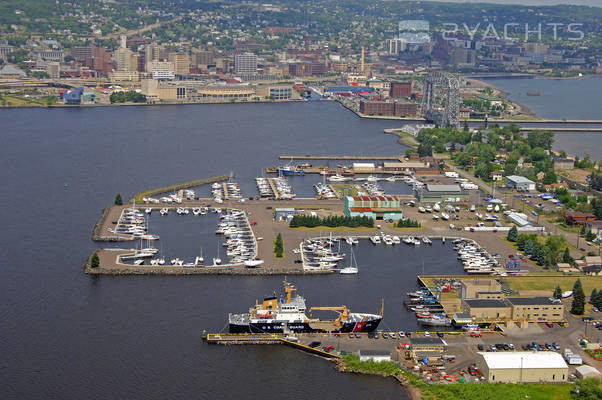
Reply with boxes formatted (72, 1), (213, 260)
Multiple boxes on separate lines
(463, 77), (540, 119)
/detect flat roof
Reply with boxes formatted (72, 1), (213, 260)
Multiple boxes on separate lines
(478, 351), (568, 370)
(506, 175), (535, 184)
(358, 349), (391, 356)
(411, 337), (446, 346)
(505, 297), (560, 306)
(425, 184), (462, 193)
(464, 299), (509, 308)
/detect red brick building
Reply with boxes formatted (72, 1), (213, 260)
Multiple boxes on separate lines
(359, 100), (418, 117)
(565, 211), (597, 226)
(390, 81), (412, 98)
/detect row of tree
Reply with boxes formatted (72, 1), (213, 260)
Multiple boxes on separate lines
(508, 231), (571, 268)
(109, 91), (147, 104)
(274, 233), (283, 258)
(396, 218), (421, 228)
(289, 215), (374, 228)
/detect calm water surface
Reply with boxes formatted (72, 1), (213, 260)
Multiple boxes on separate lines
(1, 102), (443, 400)
(483, 76), (602, 158)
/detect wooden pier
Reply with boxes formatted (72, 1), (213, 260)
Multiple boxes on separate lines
(280, 155), (403, 161)
(203, 333), (341, 358)
(267, 178), (280, 200)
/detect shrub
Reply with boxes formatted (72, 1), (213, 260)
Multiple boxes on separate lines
(90, 252), (99, 268)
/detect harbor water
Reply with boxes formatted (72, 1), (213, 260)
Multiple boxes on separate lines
(0, 101), (492, 399)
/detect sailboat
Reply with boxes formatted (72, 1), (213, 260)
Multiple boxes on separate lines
(195, 245), (204, 266)
(340, 245), (359, 274)
(213, 240), (222, 265)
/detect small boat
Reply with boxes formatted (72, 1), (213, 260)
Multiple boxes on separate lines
(160, 208), (168, 215)
(370, 236), (381, 245)
(328, 174), (347, 182)
(145, 208), (152, 214)
(418, 206), (426, 213)
(133, 259), (145, 265)
(392, 236), (400, 244)
(244, 259), (264, 268)
(433, 203), (441, 212)
(422, 237), (432, 244)
(441, 213), (450, 221)
(340, 246), (359, 274)
(213, 258), (222, 265)
(383, 236), (393, 245)
(470, 205), (476, 212)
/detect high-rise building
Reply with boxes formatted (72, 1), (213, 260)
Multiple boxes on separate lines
(234, 53), (257, 75)
(71, 46), (94, 62)
(388, 39), (406, 55)
(194, 50), (214, 66)
(145, 44), (161, 63)
(92, 47), (112, 75)
(115, 47), (136, 72)
(46, 62), (60, 78)
(450, 47), (476, 67)
(168, 52), (190, 76)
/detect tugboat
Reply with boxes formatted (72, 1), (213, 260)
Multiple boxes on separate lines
(228, 280), (382, 333)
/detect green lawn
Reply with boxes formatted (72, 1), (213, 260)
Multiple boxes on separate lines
(341, 355), (577, 400)
(501, 276), (602, 295)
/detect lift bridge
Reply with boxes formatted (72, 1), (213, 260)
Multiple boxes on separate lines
(421, 71), (460, 128)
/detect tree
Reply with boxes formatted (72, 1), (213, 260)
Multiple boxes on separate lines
(90, 252), (99, 268)
(507, 226), (518, 242)
(114, 194), (123, 205)
(562, 247), (573, 265)
(572, 378), (602, 400)
(553, 285), (562, 300)
(274, 233), (283, 258)
(542, 171), (557, 185)
(591, 289), (598, 305)
(571, 279), (585, 315)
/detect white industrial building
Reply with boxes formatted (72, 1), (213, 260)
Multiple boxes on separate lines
(358, 350), (391, 362)
(475, 352), (568, 383)
(505, 175), (536, 191)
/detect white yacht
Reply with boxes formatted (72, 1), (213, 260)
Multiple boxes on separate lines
(370, 236), (381, 245)
(392, 236), (401, 244)
(328, 174), (347, 182)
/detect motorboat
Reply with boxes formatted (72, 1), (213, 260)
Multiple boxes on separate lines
(418, 206), (426, 213)
(382, 236), (393, 245)
(422, 237), (432, 245)
(160, 208), (168, 215)
(392, 236), (400, 244)
(433, 203), (441, 212)
(145, 208), (152, 214)
(370, 236), (381, 245)
(328, 174), (347, 182)
(441, 212), (450, 221)
(244, 259), (264, 268)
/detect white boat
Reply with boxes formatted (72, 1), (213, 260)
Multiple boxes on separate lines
(470, 205), (476, 212)
(494, 204), (500, 212)
(193, 208), (201, 215)
(366, 175), (378, 182)
(370, 236), (381, 245)
(432, 214), (439, 221)
(433, 203), (441, 212)
(133, 259), (145, 265)
(212, 257), (222, 265)
(422, 237), (432, 245)
(328, 174), (347, 182)
(392, 236), (400, 244)
(441, 212), (450, 221)
(385, 176), (396, 182)
(244, 260), (264, 268)
(383, 236), (393, 245)
(160, 208), (168, 215)
(145, 208), (152, 214)
(486, 204), (493, 212)
(340, 246), (359, 274)
(418, 206), (426, 213)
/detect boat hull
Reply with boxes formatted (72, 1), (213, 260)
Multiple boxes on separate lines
(229, 318), (382, 334)
(277, 168), (305, 176)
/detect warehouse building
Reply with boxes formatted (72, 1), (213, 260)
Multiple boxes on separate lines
(358, 350), (391, 362)
(506, 297), (564, 322)
(505, 175), (536, 191)
(475, 352), (568, 383)
(415, 184), (468, 203)
(463, 299), (512, 320)
(344, 196), (404, 221)
(410, 337), (447, 361)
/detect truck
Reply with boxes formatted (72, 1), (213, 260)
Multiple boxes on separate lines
(564, 349), (583, 365)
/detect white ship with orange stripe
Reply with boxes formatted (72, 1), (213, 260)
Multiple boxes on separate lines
(228, 280), (382, 333)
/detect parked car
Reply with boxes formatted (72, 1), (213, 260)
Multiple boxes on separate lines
(477, 344), (484, 351)
(355, 332), (361, 339)
(309, 341), (321, 348)
(545, 322), (554, 328)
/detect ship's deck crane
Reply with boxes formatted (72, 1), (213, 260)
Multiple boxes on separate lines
(308, 306), (350, 321)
